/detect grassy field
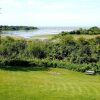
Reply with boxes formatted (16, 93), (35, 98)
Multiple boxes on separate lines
(0, 67), (100, 100)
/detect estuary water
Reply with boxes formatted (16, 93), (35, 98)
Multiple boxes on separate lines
(1, 27), (80, 38)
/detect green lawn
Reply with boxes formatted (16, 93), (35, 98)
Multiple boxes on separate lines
(0, 67), (100, 100)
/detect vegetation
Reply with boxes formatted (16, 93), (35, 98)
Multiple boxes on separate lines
(0, 25), (38, 31)
(0, 27), (100, 100)
(0, 68), (100, 100)
(59, 26), (100, 35)
(0, 33), (100, 72)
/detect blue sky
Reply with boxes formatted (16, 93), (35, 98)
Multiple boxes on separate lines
(0, 0), (100, 27)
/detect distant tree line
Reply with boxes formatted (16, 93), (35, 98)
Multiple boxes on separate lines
(0, 25), (38, 31)
(60, 26), (100, 35)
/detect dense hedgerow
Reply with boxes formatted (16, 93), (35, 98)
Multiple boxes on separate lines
(0, 58), (100, 72)
(0, 36), (100, 63)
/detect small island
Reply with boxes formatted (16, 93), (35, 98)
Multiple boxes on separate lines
(0, 25), (38, 31)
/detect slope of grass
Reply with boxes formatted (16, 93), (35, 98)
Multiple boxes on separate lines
(70, 34), (100, 40)
(1, 33), (100, 42)
(0, 67), (100, 100)
(31, 34), (55, 41)
(51, 34), (100, 42)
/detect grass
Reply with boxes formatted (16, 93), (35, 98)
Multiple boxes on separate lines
(0, 67), (100, 100)
(52, 34), (100, 43)
(1, 34), (55, 41)
(1, 33), (100, 42)
(0, 35), (25, 40)
(32, 34), (100, 40)
(31, 34), (55, 40)
(70, 34), (100, 40)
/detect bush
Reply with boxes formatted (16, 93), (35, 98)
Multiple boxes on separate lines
(0, 27), (100, 72)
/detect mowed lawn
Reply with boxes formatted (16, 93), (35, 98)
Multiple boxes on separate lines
(0, 67), (100, 100)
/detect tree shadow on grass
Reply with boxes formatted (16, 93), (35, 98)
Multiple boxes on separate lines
(0, 66), (49, 72)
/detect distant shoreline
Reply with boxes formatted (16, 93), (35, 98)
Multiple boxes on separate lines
(0, 25), (38, 31)
(0, 26), (100, 38)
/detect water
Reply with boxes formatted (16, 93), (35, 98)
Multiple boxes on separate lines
(1, 27), (80, 38)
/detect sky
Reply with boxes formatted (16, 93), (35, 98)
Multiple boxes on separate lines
(0, 0), (100, 27)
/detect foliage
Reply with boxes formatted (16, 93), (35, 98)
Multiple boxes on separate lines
(60, 26), (100, 35)
(0, 27), (100, 72)
(0, 25), (38, 31)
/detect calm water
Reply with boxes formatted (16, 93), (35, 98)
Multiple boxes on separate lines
(1, 27), (81, 38)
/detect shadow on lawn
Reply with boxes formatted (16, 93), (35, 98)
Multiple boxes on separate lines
(0, 66), (49, 72)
